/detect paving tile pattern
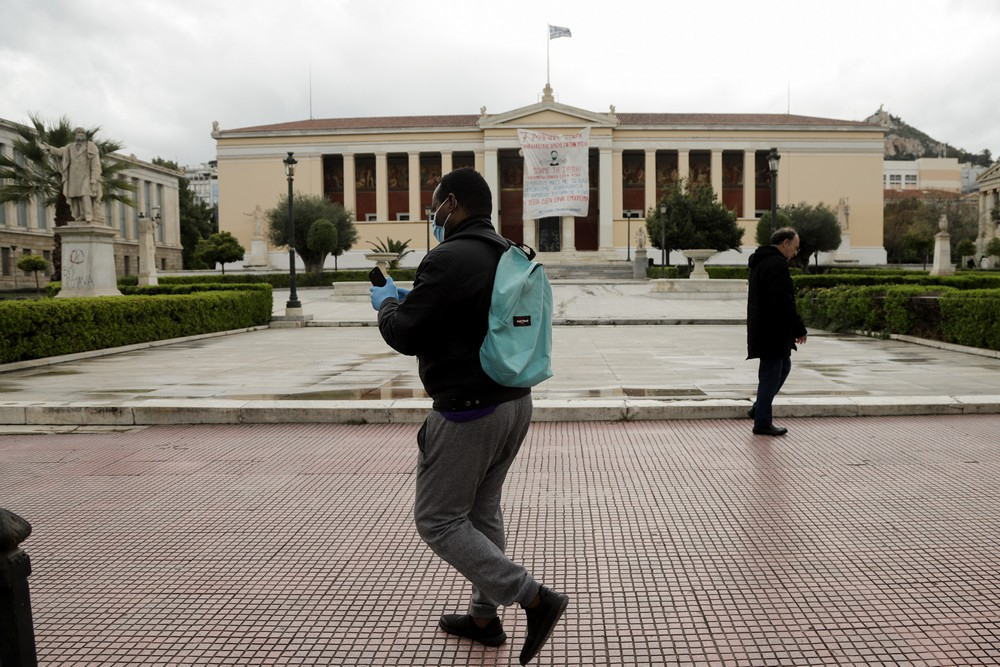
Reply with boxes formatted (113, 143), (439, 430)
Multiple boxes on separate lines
(3, 416), (1000, 665)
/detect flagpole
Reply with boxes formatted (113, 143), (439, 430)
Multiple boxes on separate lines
(546, 25), (550, 85)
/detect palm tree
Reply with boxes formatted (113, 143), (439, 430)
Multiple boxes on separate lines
(0, 114), (134, 279)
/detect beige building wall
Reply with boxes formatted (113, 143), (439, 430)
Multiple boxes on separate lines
(214, 94), (887, 268)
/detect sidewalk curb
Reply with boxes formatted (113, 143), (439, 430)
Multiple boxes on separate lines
(3, 396), (1000, 426)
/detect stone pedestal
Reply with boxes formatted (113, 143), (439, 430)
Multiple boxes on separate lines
(243, 237), (270, 270)
(930, 231), (955, 276)
(56, 224), (122, 298)
(682, 248), (718, 280)
(364, 252), (399, 275)
(632, 249), (648, 279)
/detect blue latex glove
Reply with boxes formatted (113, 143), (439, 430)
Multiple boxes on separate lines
(370, 276), (399, 310)
(396, 287), (410, 301)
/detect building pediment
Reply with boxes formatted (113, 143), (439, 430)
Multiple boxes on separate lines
(977, 160), (1000, 186)
(479, 90), (617, 130)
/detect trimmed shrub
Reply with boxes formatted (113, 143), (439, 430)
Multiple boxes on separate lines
(0, 285), (272, 364)
(940, 290), (1000, 350)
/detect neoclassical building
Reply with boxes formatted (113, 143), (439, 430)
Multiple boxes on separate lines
(976, 161), (1000, 261)
(214, 87), (886, 268)
(0, 117), (184, 287)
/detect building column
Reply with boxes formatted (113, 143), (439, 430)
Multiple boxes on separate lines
(678, 149), (690, 185)
(711, 149), (723, 199)
(743, 149), (756, 220)
(375, 152), (388, 221)
(611, 149), (623, 221)
(408, 152), (421, 219)
(562, 216), (576, 251)
(599, 146), (613, 250)
(644, 149), (657, 211)
(524, 218), (537, 249)
(343, 153), (356, 214)
(441, 151), (453, 176)
(483, 149), (499, 223)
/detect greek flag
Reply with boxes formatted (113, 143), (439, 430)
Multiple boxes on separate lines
(549, 25), (572, 39)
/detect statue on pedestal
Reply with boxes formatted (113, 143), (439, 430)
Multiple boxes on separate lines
(41, 127), (103, 223)
(246, 204), (265, 238)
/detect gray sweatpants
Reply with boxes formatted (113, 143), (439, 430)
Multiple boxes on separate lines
(414, 394), (540, 619)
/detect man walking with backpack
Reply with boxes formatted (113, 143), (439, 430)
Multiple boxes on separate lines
(370, 167), (568, 665)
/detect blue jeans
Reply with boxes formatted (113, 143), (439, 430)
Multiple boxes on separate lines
(753, 356), (792, 428)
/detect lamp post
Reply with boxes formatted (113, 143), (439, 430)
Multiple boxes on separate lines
(10, 245), (18, 289)
(283, 152), (301, 310)
(626, 211), (633, 261)
(659, 204), (667, 278)
(768, 148), (780, 235)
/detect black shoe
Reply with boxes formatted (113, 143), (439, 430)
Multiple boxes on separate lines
(520, 586), (569, 665)
(747, 406), (755, 419)
(752, 424), (788, 436)
(438, 614), (507, 647)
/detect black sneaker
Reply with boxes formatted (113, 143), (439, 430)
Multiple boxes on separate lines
(438, 614), (507, 647)
(520, 586), (569, 665)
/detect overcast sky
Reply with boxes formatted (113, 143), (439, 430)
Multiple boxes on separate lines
(3, 0), (998, 168)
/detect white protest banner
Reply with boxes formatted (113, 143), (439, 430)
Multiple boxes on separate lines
(517, 127), (590, 219)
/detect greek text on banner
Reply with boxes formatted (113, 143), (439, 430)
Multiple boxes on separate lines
(517, 127), (590, 220)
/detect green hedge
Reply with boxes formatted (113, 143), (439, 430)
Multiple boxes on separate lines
(794, 272), (1000, 290)
(0, 284), (272, 364)
(139, 270), (418, 288)
(797, 283), (1000, 351)
(797, 285), (957, 336)
(940, 290), (1000, 350)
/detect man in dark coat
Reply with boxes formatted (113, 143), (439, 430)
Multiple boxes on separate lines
(370, 167), (568, 665)
(747, 227), (808, 436)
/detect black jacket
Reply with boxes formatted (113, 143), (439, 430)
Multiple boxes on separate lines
(377, 216), (530, 411)
(746, 245), (807, 359)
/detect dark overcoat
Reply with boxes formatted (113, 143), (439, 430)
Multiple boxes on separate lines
(746, 245), (807, 359)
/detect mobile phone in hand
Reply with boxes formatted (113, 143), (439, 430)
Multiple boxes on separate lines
(368, 266), (387, 287)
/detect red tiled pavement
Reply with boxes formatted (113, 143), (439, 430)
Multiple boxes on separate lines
(3, 416), (1000, 666)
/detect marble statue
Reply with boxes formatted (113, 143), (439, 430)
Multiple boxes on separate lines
(41, 127), (102, 223)
(635, 227), (646, 250)
(246, 204), (265, 237)
(139, 214), (158, 266)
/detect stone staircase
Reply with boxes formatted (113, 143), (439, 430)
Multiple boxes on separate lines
(539, 262), (637, 280)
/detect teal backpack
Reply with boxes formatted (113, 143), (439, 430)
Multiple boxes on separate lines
(479, 239), (554, 388)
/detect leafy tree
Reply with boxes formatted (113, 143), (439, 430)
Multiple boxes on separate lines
(267, 194), (357, 272)
(985, 238), (1000, 260)
(16, 254), (50, 295)
(645, 180), (743, 259)
(883, 195), (977, 265)
(368, 237), (414, 269)
(152, 158), (214, 269)
(784, 203), (842, 269)
(0, 114), (133, 280)
(306, 219), (338, 272)
(902, 220), (936, 267)
(754, 211), (794, 245)
(955, 239), (976, 259)
(194, 231), (245, 274)
(883, 198), (924, 263)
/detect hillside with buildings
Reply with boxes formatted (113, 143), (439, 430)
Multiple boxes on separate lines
(867, 106), (993, 167)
